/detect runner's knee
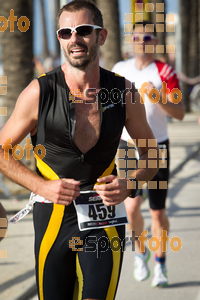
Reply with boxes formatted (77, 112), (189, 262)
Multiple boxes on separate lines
(125, 195), (143, 217)
(150, 208), (168, 224)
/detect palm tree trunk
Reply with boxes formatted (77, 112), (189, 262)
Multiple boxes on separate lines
(55, 0), (60, 58)
(188, 0), (199, 78)
(0, 0), (33, 121)
(181, 0), (191, 112)
(198, 0), (200, 74)
(40, 0), (50, 60)
(96, 0), (122, 70)
(199, 0), (200, 76)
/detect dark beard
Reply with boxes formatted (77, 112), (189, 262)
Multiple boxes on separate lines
(63, 41), (98, 70)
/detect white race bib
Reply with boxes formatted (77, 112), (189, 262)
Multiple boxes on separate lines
(73, 191), (128, 231)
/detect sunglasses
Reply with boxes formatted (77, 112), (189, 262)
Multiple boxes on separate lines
(133, 35), (157, 42)
(57, 24), (102, 39)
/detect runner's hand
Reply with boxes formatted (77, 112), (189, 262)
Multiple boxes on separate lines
(39, 178), (80, 206)
(94, 175), (130, 206)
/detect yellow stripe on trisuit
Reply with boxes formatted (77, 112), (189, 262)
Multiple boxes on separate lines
(105, 226), (121, 300)
(35, 154), (65, 300)
(72, 254), (84, 300)
(94, 157), (115, 186)
(38, 73), (46, 78)
(114, 73), (122, 77)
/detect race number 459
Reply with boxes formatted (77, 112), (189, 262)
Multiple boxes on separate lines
(88, 204), (116, 220)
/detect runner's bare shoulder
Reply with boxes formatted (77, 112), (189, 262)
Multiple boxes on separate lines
(0, 79), (40, 146)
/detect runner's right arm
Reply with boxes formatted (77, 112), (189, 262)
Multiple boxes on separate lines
(0, 80), (80, 205)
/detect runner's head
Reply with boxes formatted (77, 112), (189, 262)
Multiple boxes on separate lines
(56, 1), (107, 70)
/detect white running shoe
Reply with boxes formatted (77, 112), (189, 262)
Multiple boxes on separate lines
(133, 247), (150, 281)
(151, 263), (168, 287)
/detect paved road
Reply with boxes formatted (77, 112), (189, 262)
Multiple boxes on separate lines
(115, 152), (200, 300)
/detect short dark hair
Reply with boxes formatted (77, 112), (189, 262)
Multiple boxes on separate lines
(57, 0), (103, 28)
(133, 20), (157, 37)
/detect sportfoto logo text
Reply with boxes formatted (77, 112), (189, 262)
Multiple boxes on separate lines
(0, 9), (30, 32)
(69, 230), (182, 258)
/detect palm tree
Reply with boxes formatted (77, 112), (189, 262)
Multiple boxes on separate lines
(188, 0), (199, 78)
(96, 0), (122, 70)
(180, 0), (194, 112)
(0, 0), (33, 121)
(55, 0), (60, 58)
(188, 0), (199, 112)
(199, 0), (200, 77)
(40, 0), (50, 60)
